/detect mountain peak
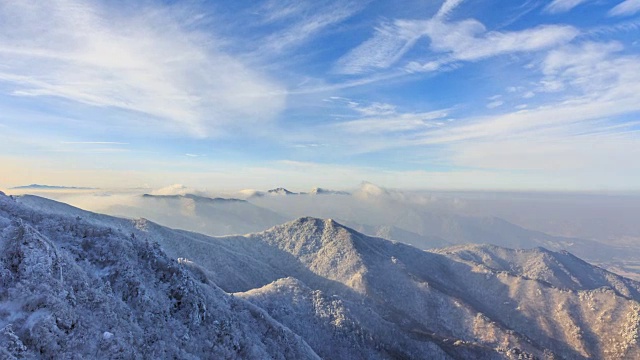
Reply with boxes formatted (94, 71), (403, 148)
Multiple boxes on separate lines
(267, 187), (296, 195)
(256, 217), (367, 292)
(289, 215), (334, 225)
(277, 217), (351, 238)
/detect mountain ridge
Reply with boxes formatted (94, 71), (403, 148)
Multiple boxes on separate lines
(4, 193), (640, 359)
(142, 213), (640, 359)
(10, 184), (95, 190)
(0, 192), (320, 359)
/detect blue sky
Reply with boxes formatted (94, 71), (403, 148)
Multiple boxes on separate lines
(1, 0), (639, 191)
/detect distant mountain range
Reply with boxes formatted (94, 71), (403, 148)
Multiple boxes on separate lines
(141, 193), (246, 203)
(105, 193), (287, 236)
(3, 192), (639, 359)
(10, 184), (95, 190)
(93, 190), (640, 282)
(242, 187), (351, 197)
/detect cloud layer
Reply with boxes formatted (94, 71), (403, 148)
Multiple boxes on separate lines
(336, 4), (578, 75)
(0, 1), (285, 137)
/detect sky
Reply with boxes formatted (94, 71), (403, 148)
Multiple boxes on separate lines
(1, 0), (639, 191)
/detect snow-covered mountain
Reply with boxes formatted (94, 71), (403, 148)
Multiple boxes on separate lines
(0, 192), (318, 359)
(201, 218), (640, 359)
(434, 244), (640, 299)
(267, 188), (298, 196)
(236, 187), (349, 198)
(248, 187), (640, 279)
(4, 193), (640, 359)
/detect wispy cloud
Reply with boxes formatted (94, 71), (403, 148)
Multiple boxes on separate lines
(324, 97), (450, 135)
(415, 98), (640, 146)
(544, 0), (591, 14)
(407, 41), (640, 173)
(255, 0), (362, 55)
(335, 0), (578, 75)
(325, 40), (640, 177)
(435, 0), (466, 19)
(288, 70), (407, 94)
(608, 0), (640, 17)
(486, 101), (504, 109)
(405, 21), (577, 72)
(540, 41), (636, 98)
(424, 22), (578, 62)
(334, 20), (423, 74)
(54, 147), (130, 153)
(0, 1), (286, 137)
(292, 143), (328, 148)
(350, 102), (397, 116)
(61, 141), (128, 145)
(423, 22), (575, 73)
(258, 0), (311, 24)
(327, 97), (397, 116)
(333, 110), (450, 135)
(583, 17), (640, 38)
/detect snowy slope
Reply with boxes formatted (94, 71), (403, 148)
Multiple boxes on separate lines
(433, 244), (640, 299)
(127, 213), (640, 359)
(242, 218), (640, 359)
(237, 277), (450, 360)
(0, 192), (319, 359)
(7, 194), (640, 359)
